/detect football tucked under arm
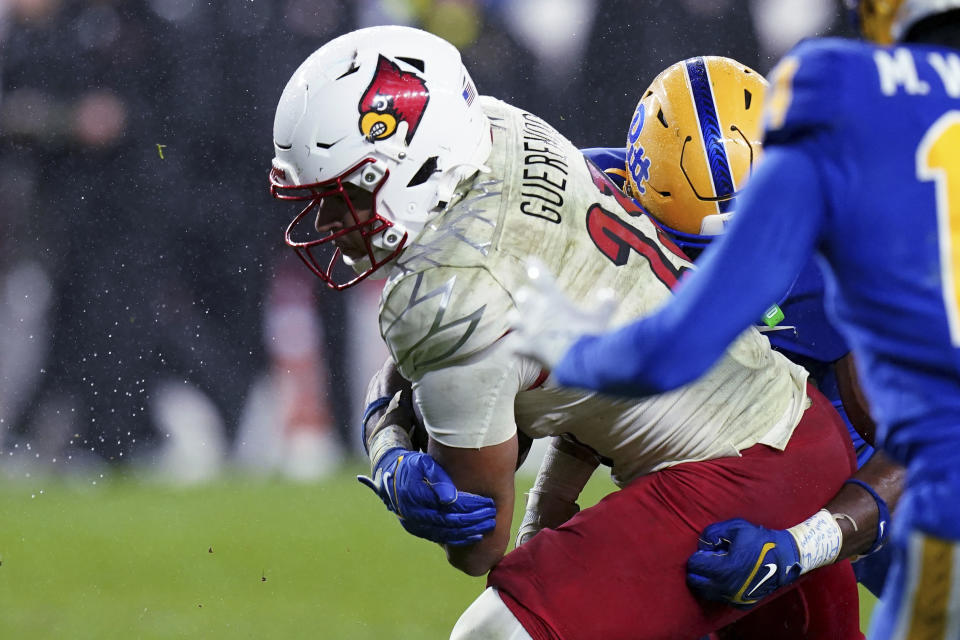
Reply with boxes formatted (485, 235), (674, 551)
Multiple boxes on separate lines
(410, 342), (532, 575)
(361, 358), (419, 467)
(516, 435), (600, 548)
(358, 358), (498, 547)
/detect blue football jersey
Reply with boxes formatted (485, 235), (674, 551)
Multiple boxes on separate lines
(766, 38), (960, 469)
(558, 37), (960, 479)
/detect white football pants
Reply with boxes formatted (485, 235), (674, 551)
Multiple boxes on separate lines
(450, 587), (534, 640)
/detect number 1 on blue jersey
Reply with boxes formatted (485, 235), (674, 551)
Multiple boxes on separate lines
(917, 111), (960, 346)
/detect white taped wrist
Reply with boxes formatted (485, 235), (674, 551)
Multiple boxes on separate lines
(787, 509), (843, 574)
(368, 425), (413, 474)
(516, 492), (546, 546)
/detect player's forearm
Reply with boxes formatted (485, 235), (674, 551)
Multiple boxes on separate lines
(429, 436), (518, 576)
(364, 357), (407, 407)
(362, 358), (416, 468)
(516, 436), (600, 546)
(825, 451), (904, 559)
(786, 451), (903, 574)
(533, 435), (600, 506)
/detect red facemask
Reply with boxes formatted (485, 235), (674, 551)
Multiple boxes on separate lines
(269, 159), (407, 290)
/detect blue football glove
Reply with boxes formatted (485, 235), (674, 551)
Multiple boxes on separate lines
(686, 518), (803, 608)
(358, 447), (497, 546)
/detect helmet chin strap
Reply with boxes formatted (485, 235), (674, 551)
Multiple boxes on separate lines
(343, 244), (396, 280)
(344, 254), (391, 280)
(343, 224), (406, 279)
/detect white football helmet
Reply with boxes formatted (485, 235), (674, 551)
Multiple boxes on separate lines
(270, 25), (492, 289)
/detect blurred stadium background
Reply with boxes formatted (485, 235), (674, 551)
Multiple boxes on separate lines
(0, 0), (871, 637)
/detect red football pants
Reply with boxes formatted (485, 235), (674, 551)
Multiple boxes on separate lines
(488, 384), (862, 640)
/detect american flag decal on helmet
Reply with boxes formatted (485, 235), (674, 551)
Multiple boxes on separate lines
(462, 79), (477, 106)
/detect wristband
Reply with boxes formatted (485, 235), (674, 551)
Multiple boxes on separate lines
(361, 396), (394, 454)
(367, 426), (413, 474)
(844, 478), (891, 555)
(787, 509), (843, 574)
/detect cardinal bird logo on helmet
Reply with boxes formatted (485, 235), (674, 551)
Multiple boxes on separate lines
(358, 55), (430, 145)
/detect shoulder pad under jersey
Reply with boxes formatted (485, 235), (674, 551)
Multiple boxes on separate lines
(379, 267), (513, 381)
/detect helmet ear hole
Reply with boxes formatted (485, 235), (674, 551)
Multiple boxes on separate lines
(336, 60), (361, 80)
(396, 56), (425, 72)
(407, 156), (439, 187)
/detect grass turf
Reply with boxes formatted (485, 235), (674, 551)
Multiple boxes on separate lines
(0, 462), (874, 638)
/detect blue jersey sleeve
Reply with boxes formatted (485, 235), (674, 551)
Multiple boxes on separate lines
(764, 39), (847, 147)
(554, 145), (827, 396)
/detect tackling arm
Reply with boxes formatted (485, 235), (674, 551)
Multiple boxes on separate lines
(686, 302), (904, 608)
(688, 359), (903, 607)
(829, 349), (904, 558)
(687, 450), (904, 607)
(823, 450), (904, 559)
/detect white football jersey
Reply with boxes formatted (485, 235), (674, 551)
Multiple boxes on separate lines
(379, 97), (809, 486)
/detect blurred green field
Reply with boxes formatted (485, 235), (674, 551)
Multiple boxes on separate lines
(0, 463), (875, 639)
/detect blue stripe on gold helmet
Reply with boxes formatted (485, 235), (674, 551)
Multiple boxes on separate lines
(685, 58), (737, 215)
(625, 56), (767, 248)
(845, 0), (960, 44)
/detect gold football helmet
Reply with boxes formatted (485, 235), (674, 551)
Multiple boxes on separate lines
(625, 56), (767, 248)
